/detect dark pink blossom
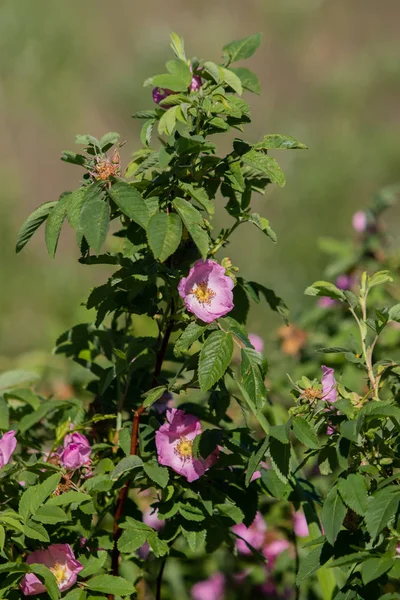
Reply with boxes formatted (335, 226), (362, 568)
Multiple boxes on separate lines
(60, 432), (91, 470)
(155, 408), (219, 482)
(20, 544), (83, 595)
(232, 512), (267, 555)
(249, 334), (264, 354)
(178, 259), (234, 323)
(152, 87), (173, 105)
(143, 507), (165, 531)
(336, 274), (354, 290)
(190, 75), (202, 91)
(352, 211), (367, 232)
(0, 430), (17, 469)
(191, 572), (225, 600)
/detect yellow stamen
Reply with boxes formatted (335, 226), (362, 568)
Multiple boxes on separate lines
(50, 563), (68, 585)
(191, 281), (215, 305)
(175, 437), (193, 462)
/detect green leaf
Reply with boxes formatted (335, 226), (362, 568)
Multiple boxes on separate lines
(170, 32), (186, 61)
(388, 303), (400, 322)
(198, 331), (234, 391)
(66, 188), (87, 230)
(147, 212), (182, 262)
(143, 461), (169, 488)
(80, 195), (110, 253)
(179, 501), (206, 522)
(0, 369), (39, 392)
(47, 491), (91, 506)
(216, 503), (244, 524)
(181, 528), (207, 552)
(230, 67), (260, 94)
(304, 280), (345, 300)
(179, 183), (214, 215)
(117, 528), (148, 553)
(242, 150), (285, 186)
(174, 322), (206, 357)
(245, 437), (269, 486)
(18, 400), (63, 434)
(152, 74), (188, 92)
(203, 61), (220, 83)
(16, 201), (57, 253)
(338, 474), (368, 516)
(245, 213), (277, 242)
(222, 33), (262, 63)
(340, 419), (361, 442)
(108, 182), (151, 228)
(0, 525), (4, 551)
(268, 437), (290, 483)
(219, 67), (243, 95)
(86, 575), (135, 597)
(79, 552), (108, 578)
(261, 469), (292, 500)
(361, 557), (395, 585)
(367, 270), (393, 289)
(321, 486), (346, 545)
(240, 347), (266, 410)
(166, 59), (192, 86)
(64, 588), (87, 600)
(110, 455), (143, 480)
(30, 564), (60, 600)
(173, 197), (209, 258)
(32, 506), (69, 525)
(296, 545), (323, 583)
(147, 532), (169, 557)
(45, 195), (69, 257)
(365, 488), (399, 539)
(19, 473), (62, 520)
(142, 386), (168, 409)
(99, 131), (120, 151)
(24, 521), (50, 542)
(255, 134), (307, 150)
(158, 105), (181, 136)
(292, 417), (320, 449)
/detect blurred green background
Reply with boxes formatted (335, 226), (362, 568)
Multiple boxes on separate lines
(1, 0), (400, 362)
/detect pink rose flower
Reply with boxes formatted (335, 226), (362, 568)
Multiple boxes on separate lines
(20, 544), (83, 595)
(263, 538), (290, 570)
(191, 572), (225, 600)
(143, 507), (165, 531)
(178, 259), (234, 323)
(248, 334), (264, 354)
(0, 430), (17, 469)
(318, 296), (336, 308)
(352, 211), (367, 232)
(336, 274), (354, 290)
(156, 409), (219, 482)
(232, 512), (267, 555)
(152, 87), (173, 105)
(321, 366), (337, 403)
(60, 432), (91, 470)
(293, 510), (309, 538)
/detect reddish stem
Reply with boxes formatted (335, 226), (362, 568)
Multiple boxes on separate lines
(108, 319), (174, 598)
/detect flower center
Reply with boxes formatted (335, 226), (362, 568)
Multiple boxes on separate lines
(192, 281), (216, 305)
(303, 387), (321, 401)
(175, 437), (193, 461)
(50, 563), (68, 586)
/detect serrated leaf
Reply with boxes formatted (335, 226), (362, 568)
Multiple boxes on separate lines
(388, 303), (400, 322)
(152, 74), (188, 92)
(219, 67), (243, 95)
(24, 521), (50, 542)
(368, 270), (392, 289)
(147, 532), (169, 557)
(99, 131), (120, 151)
(338, 474), (368, 516)
(222, 33), (262, 63)
(365, 488), (399, 539)
(32, 506), (69, 525)
(142, 386), (167, 409)
(268, 437), (290, 482)
(0, 369), (39, 392)
(321, 486), (346, 545)
(304, 280), (345, 300)
(245, 437), (269, 487)
(16, 201), (57, 253)
(240, 347), (266, 410)
(173, 197), (209, 258)
(245, 213), (277, 242)
(361, 557), (395, 585)
(174, 323), (206, 357)
(255, 134), (307, 150)
(179, 501), (206, 522)
(292, 417), (320, 449)
(143, 462), (169, 488)
(45, 195), (69, 257)
(158, 105), (180, 136)
(110, 455), (143, 480)
(147, 212), (182, 262)
(216, 503), (244, 524)
(296, 545), (323, 583)
(242, 150), (285, 186)
(230, 67), (261, 94)
(198, 331), (234, 391)
(19, 473), (62, 520)
(108, 182), (151, 228)
(117, 528), (148, 554)
(181, 528), (207, 552)
(86, 575), (135, 597)
(80, 195), (110, 253)
(47, 491), (91, 506)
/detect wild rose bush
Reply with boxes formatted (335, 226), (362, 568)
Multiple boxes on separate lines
(1, 32), (399, 600)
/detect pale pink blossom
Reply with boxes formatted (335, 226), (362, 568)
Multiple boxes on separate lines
(232, 512), (267, 555)
(20, 544), (83, 595)
(155, 408), (219, 482)
(293, 510), (309, 537)
(263, 538), (290, 570)
(249, 334), (264, 354)
(191, 572), (225, 600)
(178, 259), (234, 323)
(143, 507), (165, 531)
(0, 431), (17, 469)
(321, 366), (337, 403)
(352, 211), (367, 232)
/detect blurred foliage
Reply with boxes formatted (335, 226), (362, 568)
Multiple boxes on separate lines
(1, 0), (399, 365)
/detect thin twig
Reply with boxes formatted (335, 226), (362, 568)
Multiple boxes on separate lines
(156, 556), (168, 600)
